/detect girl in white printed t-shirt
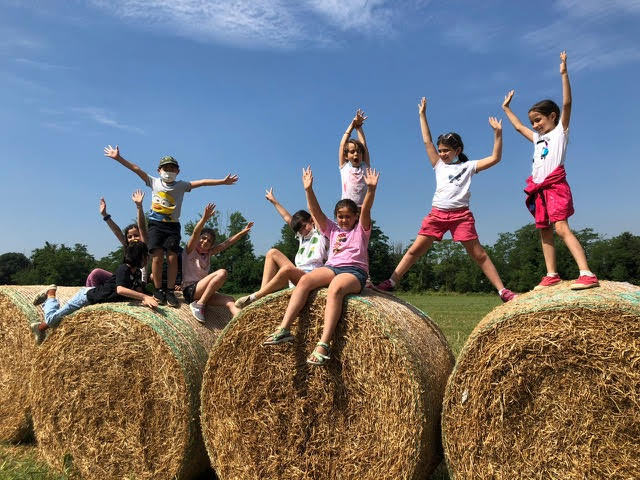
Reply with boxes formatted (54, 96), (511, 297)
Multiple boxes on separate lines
(376, 97), (516, 303)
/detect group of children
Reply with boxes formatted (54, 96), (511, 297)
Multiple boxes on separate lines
(32, 52), (599, 367)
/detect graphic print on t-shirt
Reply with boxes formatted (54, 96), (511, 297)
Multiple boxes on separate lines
(151, 191), (176, 222)
(448, 166), (468, 186)
(332, 232), (347, 255)
(534, 139), (549, 162)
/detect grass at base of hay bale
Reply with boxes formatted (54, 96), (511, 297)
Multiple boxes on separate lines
(442, 281), (640, 480)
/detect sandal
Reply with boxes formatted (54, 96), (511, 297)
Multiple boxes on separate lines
(307, 342), (331, 366)
(263, 327), (294, 345)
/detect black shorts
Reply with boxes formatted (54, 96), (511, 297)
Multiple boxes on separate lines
(182, 282), (197, 304)
(148, 220), (181, 253)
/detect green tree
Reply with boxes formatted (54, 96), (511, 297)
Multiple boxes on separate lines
(272, 223), (299, 261)
(368, 220), (394, 284)
(0, 253), (31, 285)
(13, 243), (96, 286)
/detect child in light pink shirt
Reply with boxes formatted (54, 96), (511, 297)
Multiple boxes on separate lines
(264, 166), (379, 367)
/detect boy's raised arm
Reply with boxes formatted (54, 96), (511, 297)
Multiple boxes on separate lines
(502, 91), (534, 142)
(476, 117), (503, 172)
(186, 203), (216, 254)
(265, 187), (293, 226)
(103, 145), (150, 185)
(100, 197), (127, 246)
(190, 174), (239, 189)
(359, 168), (379, 231)
(302, 166), (328, 233)
(212, 222), (254, 255)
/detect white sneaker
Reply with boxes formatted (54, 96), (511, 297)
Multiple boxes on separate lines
(234, 295), (254, 309)
(33, 284), (57, 306)
(189, 302), (206, 323)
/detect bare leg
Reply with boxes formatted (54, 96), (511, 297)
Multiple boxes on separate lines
(166, 251), (178, 290)
(313, 273), (362, 358)
(193, 269), (228, 305)
(554, 220), (590, 271)
(151, 249), (164, 289)
(261, 249), (292, 289)
(390, 235), (436, 283)
(204, 291), (240, 316)
(461, 239), (505, 291)
(278, 268), (335, 330)
(539, 227), (557, 274)
(255, 266), (305, 300)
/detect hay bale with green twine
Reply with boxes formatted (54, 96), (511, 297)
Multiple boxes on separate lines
(442, 280), (640, 479)
(29, 295), (231, 480)
(0, 285), (79, 442)
(200, 288), (455, 480)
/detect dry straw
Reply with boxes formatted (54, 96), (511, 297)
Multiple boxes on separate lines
(442, 280), (640, 479)
(28, 291), (231, 480)
(200, 288), (455, 480)
(0, 285), (78, 442)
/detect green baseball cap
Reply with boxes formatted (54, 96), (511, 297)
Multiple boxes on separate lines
(158, 155), (179, 168)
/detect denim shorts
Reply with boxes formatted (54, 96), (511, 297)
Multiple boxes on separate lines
(182, 282), (197, 304)
(325, 265), (368, 292)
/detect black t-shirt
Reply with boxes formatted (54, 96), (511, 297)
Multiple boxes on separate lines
(86, 264), (142, 304)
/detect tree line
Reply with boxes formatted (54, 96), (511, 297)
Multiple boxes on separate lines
(1, 213), (638, 293)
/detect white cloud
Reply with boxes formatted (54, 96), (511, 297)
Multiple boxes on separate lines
(88, 0), (401, 49)
(72, 106), (145, 134)
(555, 0), (640, 19)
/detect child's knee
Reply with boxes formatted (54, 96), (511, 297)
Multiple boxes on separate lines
(215, 269), (228, 279)
(554, 221), (571, 237)
(266, 248), (279, 260)
(150, 248), (164, 259)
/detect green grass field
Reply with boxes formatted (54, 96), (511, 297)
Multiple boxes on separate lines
(0, 292), (500, 480)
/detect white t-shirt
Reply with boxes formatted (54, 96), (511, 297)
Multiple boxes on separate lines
(432, 159), (479, 209)
(340, 162), (367, 207)
(295, 228), (328, 273)
(145, 176), (192, 223)
(532, 122), (568, 183)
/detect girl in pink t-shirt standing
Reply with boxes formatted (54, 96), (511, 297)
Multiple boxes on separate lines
(264, 166), (379, 366)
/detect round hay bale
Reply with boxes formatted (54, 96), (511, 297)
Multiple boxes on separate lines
(442, 280), (640, 479)
(29, 295), (232, 480)
(0, 285), (79, 442)
(200, 288), (455, 480)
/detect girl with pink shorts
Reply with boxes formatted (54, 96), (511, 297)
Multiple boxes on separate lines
(376, 97), (516, 302)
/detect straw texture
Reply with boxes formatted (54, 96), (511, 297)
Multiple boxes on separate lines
(201, 288), (455, 480)
(28, 291), (231, 480)
(442, 281), (640, 479)
(0, 285), (78, 442)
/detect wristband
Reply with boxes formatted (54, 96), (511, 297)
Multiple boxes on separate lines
(103, 214), (111, 222)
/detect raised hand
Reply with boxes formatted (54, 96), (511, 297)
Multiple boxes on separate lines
(302, 166), (313, 190)
(502, 90), (515, 109)
(103, 144), (120, 159)
(265, 187), (276, 204)
(242, 222), (255, 234)
(203, 202), (216, 221)
(99, 197), (108, 217)
(489, 117), (503, 132)
(418, 97), (427, 114)
(364, 168), (380, 188)
(560, 50), (567, 74)
(354, 108), (368, 127)
(222, 173), (239, 185)
(131, 189), (145, 206)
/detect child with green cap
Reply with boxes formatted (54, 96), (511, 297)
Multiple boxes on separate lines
(104, 144), (238, 307)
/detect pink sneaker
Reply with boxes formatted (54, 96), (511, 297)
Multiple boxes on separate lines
(499, 289), (517, 302)
(375, 279), (395, 292)
(570, 275), (599, 290)
(533, 275), (562, 290)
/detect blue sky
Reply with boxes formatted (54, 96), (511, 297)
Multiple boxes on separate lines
(1, 0), (639, 260)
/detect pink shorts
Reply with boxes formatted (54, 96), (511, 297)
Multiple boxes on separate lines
(418, 207), (478, 242)
(534, 184), (574, 229)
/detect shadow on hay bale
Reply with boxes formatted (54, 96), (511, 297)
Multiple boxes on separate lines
(28, 292), (232, 480)
(200, 288), (455, 480)
(442, 280), (640, 480)
(0, 285), (80, 443)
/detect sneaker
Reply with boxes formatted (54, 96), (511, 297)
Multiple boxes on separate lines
(570, 275), (599, 290)
(499, 289), (517, 302)
(263, 327), (294, 345)
(375, 279), (395, 292)
(165, 290), (180, 308)
(235, 295), (254, 309)
(33, 284), (57, 306)
(153, 289), (166, 305)
(533, 275), (562, 290)
(189, 302), (206, 323)
(30, 322), (46, 345)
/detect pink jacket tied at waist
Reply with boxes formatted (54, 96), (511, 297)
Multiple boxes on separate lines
(524, 166), (574, 228)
